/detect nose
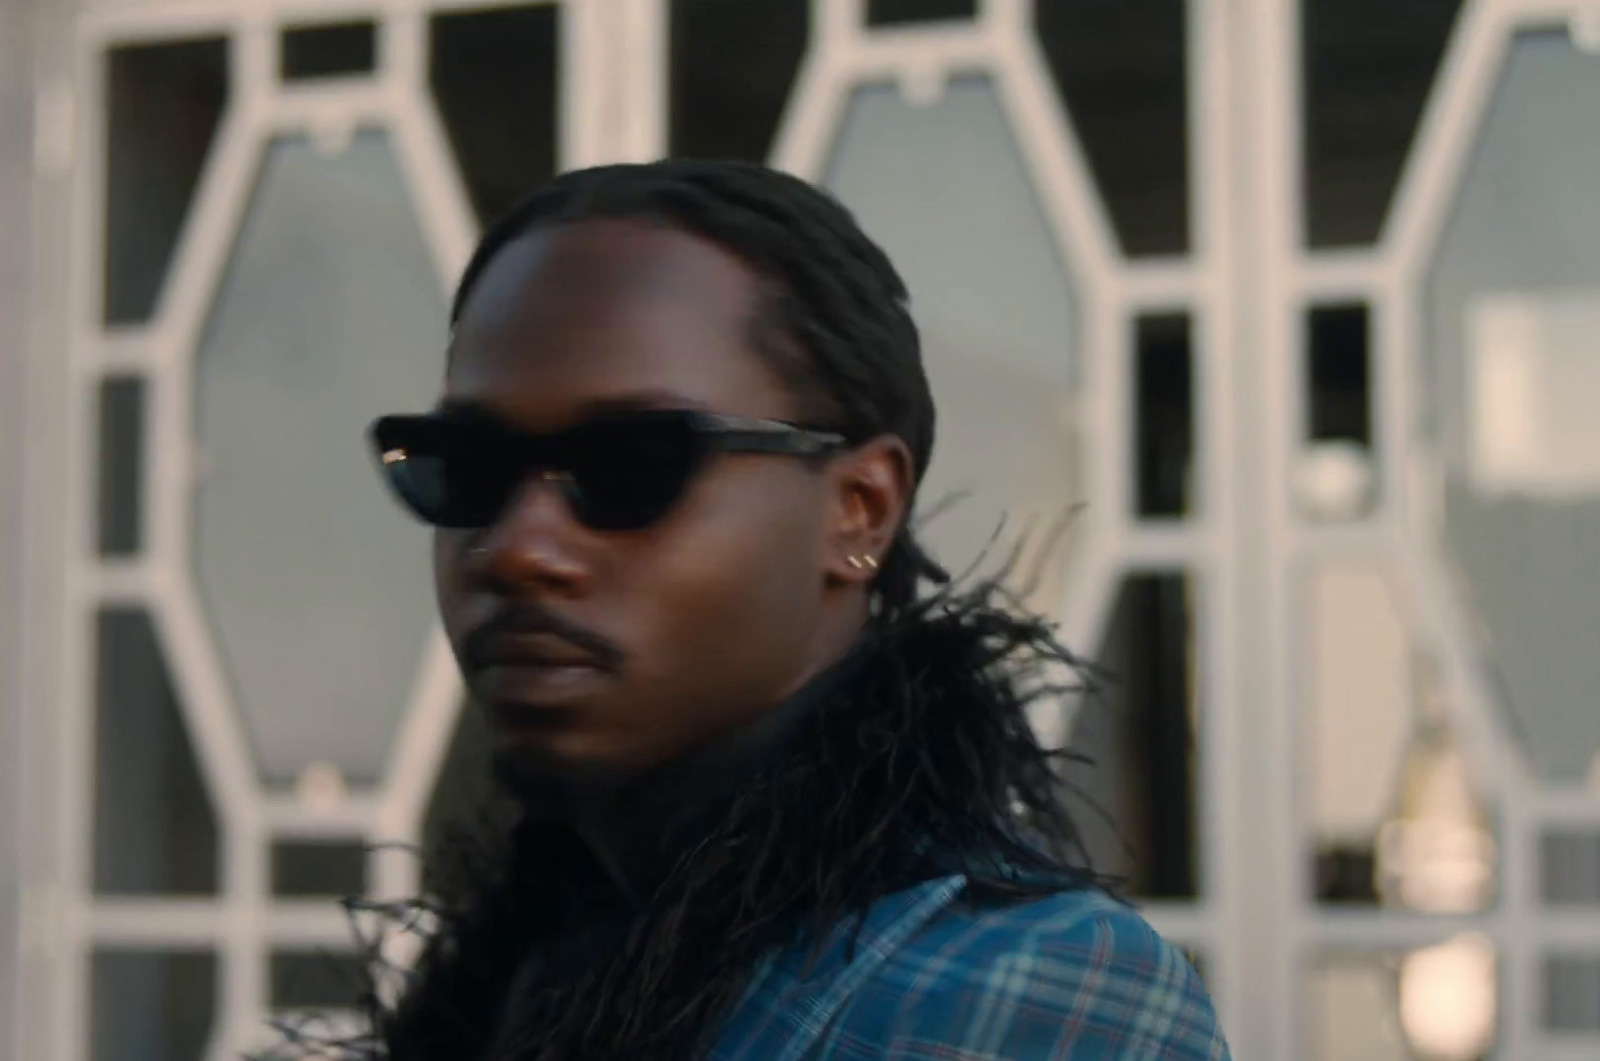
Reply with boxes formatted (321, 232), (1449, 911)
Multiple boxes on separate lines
(472, 471), (591, 594)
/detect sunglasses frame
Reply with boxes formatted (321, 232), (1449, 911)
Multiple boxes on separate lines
(369, 407), (848, 531)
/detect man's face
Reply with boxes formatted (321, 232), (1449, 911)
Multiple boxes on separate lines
(436, 219), (850, 792)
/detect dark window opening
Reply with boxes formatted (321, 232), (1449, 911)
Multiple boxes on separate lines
(1544, 956), (1600, 1031)
(1302, 0), (1463, 247)
(98, 375), (146, 556)
(280, 21), (377, 81)
(270, 951), (368, 1011)
(91, 950), (215, 1061)
(1035, 0), (1189, 257)
(94, 609), (219, 896)
(430, 5), (559, 225)
(1135, 313), (1194, 518)
(866, 0), (977, 25)
(270, 840), (369, 899)
(669, 0), (808, 163)
(1315, 844), (1380, 903)
(1542, 832), (1600, 906)
(105, 38), (229, 325)
(1308, 302), (1371, 445)
(1066, 572), (1199, 899)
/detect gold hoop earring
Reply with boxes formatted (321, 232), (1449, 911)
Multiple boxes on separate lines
(846, 554), (879, 572)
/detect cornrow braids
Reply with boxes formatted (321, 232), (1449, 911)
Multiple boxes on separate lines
(449, 159), (948, 618)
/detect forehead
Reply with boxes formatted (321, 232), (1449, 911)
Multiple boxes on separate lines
(444, 218), (797, 425)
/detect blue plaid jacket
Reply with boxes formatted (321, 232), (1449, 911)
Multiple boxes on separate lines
(709, 875), (1231, 1060)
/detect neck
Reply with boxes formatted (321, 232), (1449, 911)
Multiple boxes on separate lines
(559, 629), (876, 905)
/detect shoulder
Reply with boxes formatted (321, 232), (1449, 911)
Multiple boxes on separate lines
(831, 886), (1231, 1060)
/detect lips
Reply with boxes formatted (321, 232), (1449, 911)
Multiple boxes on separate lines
(468, 632), (613, 720)
(473, 632), (606, 670)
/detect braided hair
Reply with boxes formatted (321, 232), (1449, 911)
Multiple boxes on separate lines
(449, 158), (949, 617)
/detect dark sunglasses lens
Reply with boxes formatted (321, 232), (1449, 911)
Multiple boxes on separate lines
(563, 414), (707, 530)
(376, 423), (517, 528)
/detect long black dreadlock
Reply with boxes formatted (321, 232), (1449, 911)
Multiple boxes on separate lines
(265, 159), (1105, 1061)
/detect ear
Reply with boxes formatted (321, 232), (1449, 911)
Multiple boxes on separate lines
(823, 434), (914, 586)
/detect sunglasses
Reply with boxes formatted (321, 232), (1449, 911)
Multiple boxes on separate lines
(370, 407), (847, 532)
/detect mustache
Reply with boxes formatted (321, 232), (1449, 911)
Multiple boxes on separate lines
(460, 601), (625, 674)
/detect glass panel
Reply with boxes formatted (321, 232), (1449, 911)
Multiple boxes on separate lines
(866, 0), (976, 25)
(1545, 955), (1600, 1031)
(90, 950), (216, 1061)
(192, 130), (443, 786)
(269, 950), (366, 1011)
(1065, 572), (1198, 899)
(1034, 0), (1189, 257)
(1308, 303), (1371, 445)
(1307, 564), (1405, 905)
(280, 21), (376, 81)
(94, 609), (219, 895)
(1134, 313), (1194, 519)
(1302, 0), (1462, 248)
(825, 78), (1078, 597)
(270, 840), (368, 899)
(669, 0), (807, 163)
(105, 38), (229, 325)
(1542, 831), (1600, 906)
(1426, 30), (1600, 784)
(430, 5), (559, 225)
(1306, 564), (1496, 911)
(1309, 943), (1498, 1061)
(1298, 303), (1378, 521)
(98, 375), (146, 556)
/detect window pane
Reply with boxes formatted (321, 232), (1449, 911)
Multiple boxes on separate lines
(94, 608), (219, 895)
(866, 0), (976, 26)
(1302, 0), (1462, 247)
(98, 375), (146, 556)
(1308, 303), (1371, 445)
(1135, 313), (1194, 519)
(825, 78), (1078, 598)
(280, 21), (376, 81)
(192, 130), (443, 786)
(1426, 31), (1600, 784)
(1304, 563), (1496, 912)
(1309, 943), (1498, 1061)
(669, 0), (807, 163)
(1034, 0), (1188, 257)
(1542, 832), (1600, 906)
(269, 950), (367, 1011)
(105, 38), (229, 325)
(1545, 955), (1600, 1031)
(91, 950), (216, 1061)
(1066, 572), (1199, 899)
(430, 5), (559, 225)
(271, 840), (368, 899)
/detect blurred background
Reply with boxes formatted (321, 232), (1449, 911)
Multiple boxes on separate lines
(2, 0), (1600, 1058)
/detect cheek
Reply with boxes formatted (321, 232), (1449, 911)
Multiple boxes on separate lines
(619, 467), (826, 679)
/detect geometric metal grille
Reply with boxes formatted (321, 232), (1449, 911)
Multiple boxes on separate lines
(11, 1), (1600, 1059)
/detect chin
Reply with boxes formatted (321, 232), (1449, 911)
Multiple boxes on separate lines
(487, 725), (638, 801)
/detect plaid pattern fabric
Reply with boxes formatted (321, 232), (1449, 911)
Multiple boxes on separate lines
(710, 876), (1232, 1060)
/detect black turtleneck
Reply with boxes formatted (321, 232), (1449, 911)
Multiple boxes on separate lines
(562, 634), (877, 907)
(480, 636), (878, 1053)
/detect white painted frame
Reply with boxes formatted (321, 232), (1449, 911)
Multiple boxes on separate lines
(25, 1), (672, 1058)
(13, 0), (1600, 1058)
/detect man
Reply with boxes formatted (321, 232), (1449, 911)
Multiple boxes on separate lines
(343, 160), (1229, 1059)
